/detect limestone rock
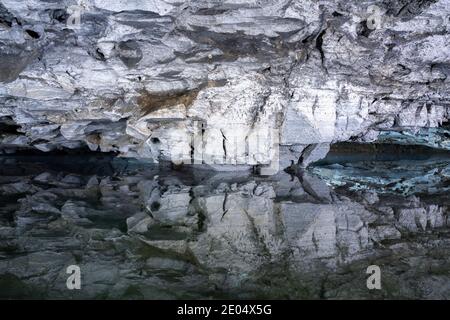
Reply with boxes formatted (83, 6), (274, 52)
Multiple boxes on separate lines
(0, 0), (449, 171)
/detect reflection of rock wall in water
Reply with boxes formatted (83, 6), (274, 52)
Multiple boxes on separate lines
(0, 158), (448, 299)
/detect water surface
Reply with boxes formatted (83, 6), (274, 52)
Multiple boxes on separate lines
(0, 154), (449, 299)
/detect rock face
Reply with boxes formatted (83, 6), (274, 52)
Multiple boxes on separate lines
(1, 0), (450, 170)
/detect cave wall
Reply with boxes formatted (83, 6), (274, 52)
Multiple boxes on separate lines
(0, 0), (449, 170)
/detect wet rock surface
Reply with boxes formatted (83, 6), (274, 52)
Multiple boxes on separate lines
(0, 155), (449, 299)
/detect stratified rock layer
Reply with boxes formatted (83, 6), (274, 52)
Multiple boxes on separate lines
(1, 0), (450, 169)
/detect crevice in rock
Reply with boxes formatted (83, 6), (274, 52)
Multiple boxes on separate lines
(220, 129), (227, 161)
(0, 117), (21, 134)
(315, 29), (327, 68)
(357, 20), (374, 38)
(24, 29), (40, 39)
(48, 9), (69, 23)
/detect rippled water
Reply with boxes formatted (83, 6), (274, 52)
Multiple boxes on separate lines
(0, 154), (449, 299)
